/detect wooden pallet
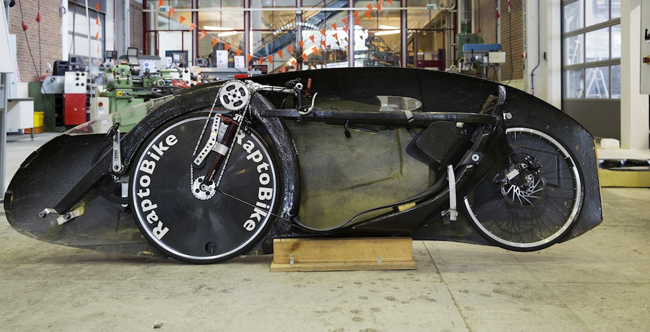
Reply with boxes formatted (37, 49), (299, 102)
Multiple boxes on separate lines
(270, 237), (417, 272)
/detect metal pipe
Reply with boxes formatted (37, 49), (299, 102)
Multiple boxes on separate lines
(530, 0), (541, 95)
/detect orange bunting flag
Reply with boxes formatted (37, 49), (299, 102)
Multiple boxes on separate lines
(298, 41), (304, 48)
(224, 44), (230, 51)
(95, 31), (99, 40)
(247, 54), (253, 63)
(258, 58), (263, 65)
(320, 29), (326, 36)
(168, 8), (175, 17)
(212, 37), (218, 47)
(288, 45), (294, 54)
(291, 60), (297, 67)
(309, 35), (315, 43)
(331, 23), (337, 30)
(236, 49), (242, 56)
(387, 0), (392, 4)
(342, 17), (348, 25)
(333, 33), (338, 40)
(301, 54), (307, 60)
(200, 30), (207, 39)
(158, 0), (163, 7)
(95, 3), (100, 10)
(97, 45), (100, 53)
(189, 23), (197, 31)
(312, 47), (318, 55)
(354, 17), (360, 25)
(179, 16), (186, 24)
(278, 50), (283, 58)
(267, 55), (273, 63)
(365, 10), (371, 19)
(366, 4), (373, 10)
(321, 40), (326, 47)
(376, 3), (381, 11)
(353, 11), (359, 18)
(96, 17), (99, 25)
(378, 0), (384, 5)
(343, 26), (348, 33)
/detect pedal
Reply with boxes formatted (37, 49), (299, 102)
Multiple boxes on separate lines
(39, 206), (85, 225)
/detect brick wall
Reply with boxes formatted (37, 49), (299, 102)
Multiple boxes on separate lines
(476, 0), (523, 81)
(130, 0), (144, 51)
(8, 0), (63, 82)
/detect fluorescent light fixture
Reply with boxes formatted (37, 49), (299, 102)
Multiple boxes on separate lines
(375, 30), (400, 36)
(379, 25), (399, 30)
(203, 26), (234, 31)
(218, 31), (239, 37)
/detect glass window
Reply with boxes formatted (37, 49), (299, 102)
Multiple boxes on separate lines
(564, 35), (583, 65)
(563, 1), (582, 33)
(610, 65), (620, 98)
(585, 0), (609, 27)
(564, 69), (584, 98)
(585, 66), (609, 98)
(611, 0), (620, 19)
(611, 24), (620, 59)
(585, 27), (609, 62)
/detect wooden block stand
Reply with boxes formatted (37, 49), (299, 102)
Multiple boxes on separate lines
(270, 237), (417, 272)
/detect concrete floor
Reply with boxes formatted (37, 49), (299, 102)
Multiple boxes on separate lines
(1, 133), (649, 332)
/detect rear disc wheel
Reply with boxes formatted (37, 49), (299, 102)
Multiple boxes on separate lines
(130, 113), (279, 263)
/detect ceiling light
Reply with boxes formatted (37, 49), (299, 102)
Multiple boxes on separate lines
(203, 26), (234, 31)
(375, 30), (400, 36)
(218, 31), (239, 37)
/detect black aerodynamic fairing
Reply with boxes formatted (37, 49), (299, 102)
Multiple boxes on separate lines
(4, 68), (602, 261)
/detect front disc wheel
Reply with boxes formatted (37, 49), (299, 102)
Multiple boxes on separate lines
(130, 113), (279, 263)
(463, 127), (583, 251)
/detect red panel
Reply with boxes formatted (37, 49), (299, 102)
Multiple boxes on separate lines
(64, 94), (88, 126)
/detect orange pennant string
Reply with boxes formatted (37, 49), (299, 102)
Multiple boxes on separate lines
(179, 16), (186, 24)
(96, 17), (99, 25)
(309, 35), (315, 43)
(200, 30), (207, 39)
(258, 58), (263, 65)
(247, 54), (253, 63)
(343, 26), (348, 33)
(331, 23), (337, 30)
(212, 37), (218, 47)
(95, 31), (99, 40)
(387, 0), (392, 4)
(236, 49), (242, 56)
(312, 47), (318, 55)
(353, 11), (359, 18)
(354, 17), (360, 25)
(378, 0), (384, 5)
(342, 17), (348, 25)
(278, 50), (283, 58)
(291, 60), (297, 67)
(376, 3), (381, 11)
(298, 41), (304, 48)
(333, 33), (338, 40)
(321, 40), (326, 47)
(366, 4), (372, 10)
(95, 3), (99, 10)
(301, 54), (307, 60)
(189, 23), (197, 31)
(158, 0), (163, 7)
(287, 45), (293, 54)
(168, 8), (175, 17)
(267, 55), (273, 63)
(224, 44), (230, 51)
(320, 29), (326, 36)
(364, 11), (371, 19)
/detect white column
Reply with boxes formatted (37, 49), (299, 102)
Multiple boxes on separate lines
(620, 0), (648, 149)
